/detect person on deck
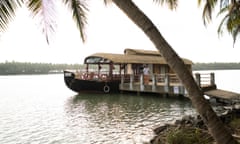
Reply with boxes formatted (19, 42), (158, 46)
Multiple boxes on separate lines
(143, 65), (150, 85)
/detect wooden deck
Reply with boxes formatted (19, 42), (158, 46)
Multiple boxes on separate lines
(119, 73), (213, 97)
(120, 73), (240, 104)
(204, 89), (240, 100)
(204, 89), (240, 104)
(197, 72), (240, 103)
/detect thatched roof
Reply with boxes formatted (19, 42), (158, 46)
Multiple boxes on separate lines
(84, 50), (192, 65)
(124, 48), (161, 56)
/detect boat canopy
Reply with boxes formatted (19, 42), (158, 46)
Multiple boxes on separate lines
(124, 48), (162, 56)
(84, 52), (193, 65)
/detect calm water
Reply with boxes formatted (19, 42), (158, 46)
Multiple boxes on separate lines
(0, 70), (239, 144)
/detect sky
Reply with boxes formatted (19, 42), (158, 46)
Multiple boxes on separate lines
(0, 0), (240, 64)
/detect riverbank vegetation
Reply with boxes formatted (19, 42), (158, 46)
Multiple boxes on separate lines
(0, 61), (83, 75)
(193, 62), (240, 71)
(1, 61), (240, 75)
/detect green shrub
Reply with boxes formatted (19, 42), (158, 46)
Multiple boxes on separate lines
(166, 127), (212, 144)
(230, 118), (240, 129)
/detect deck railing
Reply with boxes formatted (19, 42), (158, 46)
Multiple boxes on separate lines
(73, 70), (122, 81)
(120, 73), (186, 95)
(119, 73), (216, 96)
(120, 73), (181, 85)
(73, 70), (215, 85)
(194, 73), (215, 87)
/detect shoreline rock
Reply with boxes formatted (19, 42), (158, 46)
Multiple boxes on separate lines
(150, 105), (240, 144)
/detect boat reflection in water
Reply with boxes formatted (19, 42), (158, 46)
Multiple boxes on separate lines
(64, 93), (195, 143)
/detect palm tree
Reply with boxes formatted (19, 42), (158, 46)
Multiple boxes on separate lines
(111, 1), (237, 143)
(0, 0), (238, 143)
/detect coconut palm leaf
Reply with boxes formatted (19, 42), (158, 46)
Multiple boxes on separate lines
(152, 0), (178, 9)
(26, 0), (57, 43)
(217, 3), (233, 35)
(62, 0), (88, 42)
(25, 0), (88, 43)
(0, 0), (21, 30)
(199, 0), (218, 25)
(217, 13), (230, 35)
(199, 0), (240, 44)
(232, 25), (240, 44)
(217, 1), (240, 44)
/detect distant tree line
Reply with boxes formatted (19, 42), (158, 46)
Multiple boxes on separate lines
(0, 61), (83, 75)
(193, 62), (240, 70)
(0, 61), (239, 75)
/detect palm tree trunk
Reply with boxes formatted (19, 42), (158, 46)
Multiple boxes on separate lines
(112, 0), (237, 143)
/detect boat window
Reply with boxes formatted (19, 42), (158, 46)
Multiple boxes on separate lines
(85, 57), (101, 63)
(85, 57), (111, 64)
(100, 58), (111, 63)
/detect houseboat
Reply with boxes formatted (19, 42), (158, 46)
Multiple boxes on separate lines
(64, 48), (195, 94)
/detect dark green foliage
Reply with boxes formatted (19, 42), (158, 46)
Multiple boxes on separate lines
(0, 61), (83, 75)
(166, 128), (213, 144)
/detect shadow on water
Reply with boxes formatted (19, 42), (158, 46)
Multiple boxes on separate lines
(66, 93), (193, 121)
(63, 93), (196, 143)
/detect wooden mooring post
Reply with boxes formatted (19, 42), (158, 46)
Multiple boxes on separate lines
(140, 74), (144, 91)
(130, 74), (134, 90)
(152, 75), (157, 91)
(195, 73), (201, 87)
(210, 73), (215, 86)
(164, 74), (170, 93)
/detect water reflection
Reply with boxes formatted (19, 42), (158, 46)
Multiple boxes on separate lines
(64, 94), (195, 144)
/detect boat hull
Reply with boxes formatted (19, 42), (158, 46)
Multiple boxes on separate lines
(64, 71), (121, 93)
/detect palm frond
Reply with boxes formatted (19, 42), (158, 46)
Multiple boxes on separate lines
(0, 0), (22, 31)
(216, 5), (229, 17)
(63, 0), (88, 42)
(200, 0), (218, 25)
(217, 13), (230, 35)
(153, 0), (178, 10)
(217, 1), (240, 45)
(220, 0), (229, 8)
(104, 0), (113, 5)
(232, 26), (240, 44)
(228, 6), (240, 44)
(26, 0), (57, 44)
(198, 0), (202, 5)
